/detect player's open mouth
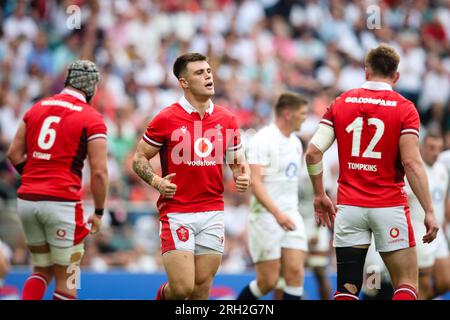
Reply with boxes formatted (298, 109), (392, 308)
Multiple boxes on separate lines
(205, 82), (213, 88)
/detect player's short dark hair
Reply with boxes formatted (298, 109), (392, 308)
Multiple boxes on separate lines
(274, 92), (308, 117)
(365, 44), (400, 78)
(173, 53), (208, 79)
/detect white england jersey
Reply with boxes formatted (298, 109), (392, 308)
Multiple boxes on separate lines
(246, 123), (303, 216)
(406, 162), (449, 225)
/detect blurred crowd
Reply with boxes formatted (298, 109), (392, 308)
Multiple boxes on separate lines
(1, 0), (450, 273)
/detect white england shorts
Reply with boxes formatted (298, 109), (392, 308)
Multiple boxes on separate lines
(413, 220), (450, 269)
(333, 205), (415, 252)
(160, 211), (225, 255)
(248, 212), (308, 263)
(17, 199), (90, 248)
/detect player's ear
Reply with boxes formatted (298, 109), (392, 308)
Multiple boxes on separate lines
(393, 71), (400, 84)
(364, 68), (370, 80)
(179, 77), (189, 89)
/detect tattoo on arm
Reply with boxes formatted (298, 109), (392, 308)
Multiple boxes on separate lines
(132, 156), (155, 186)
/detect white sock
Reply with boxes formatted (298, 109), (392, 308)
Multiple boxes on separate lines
(249, 280), (264, 298)
(284, 285), (303, 297)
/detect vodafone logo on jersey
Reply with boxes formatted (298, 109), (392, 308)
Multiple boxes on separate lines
(56, 229), (67, 238)
(176, 226), (189, 242)
(389, 227), (400, 239)
(194, 138), (213, 158)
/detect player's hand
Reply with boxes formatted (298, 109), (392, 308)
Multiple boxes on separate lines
(275, 212), (296, 231)
(423, 211), (439, 243)
(234, 165), (250, 193)
(88, 214), (102, 234)
(157, 173), (177, 198)
(313, 194), (335, 228)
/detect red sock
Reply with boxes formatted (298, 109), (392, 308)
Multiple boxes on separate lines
(334, 291), (359, 300)
(392, 284), (417, 300)
(53, 290), (76, 300)
(155, 282), (167, 300)
(22, 273), (48, 300)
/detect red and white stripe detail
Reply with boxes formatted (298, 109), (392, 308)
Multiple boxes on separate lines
(53, 291), (76, 300)
(28, 274), (48, 287)
(160, 215), (176, 254)
(87, 133), (107, 141)
(320, 119), (334, 128)
(227, 143), (242, 151)
(143, 134), (163, 148)
(394, 285), (418, 300)
(74, 202), (89, 245)
(400, 128), (419, 137)
(404, 206), (416, 248)
(334, 292), (359, 300)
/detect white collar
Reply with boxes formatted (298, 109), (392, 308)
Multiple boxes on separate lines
(61, 88), (87, 103)
(361, 81), (393, 91)
(178, 96), (214, 115)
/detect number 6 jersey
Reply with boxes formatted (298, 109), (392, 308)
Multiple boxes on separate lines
(320, 81), (420, 207)
(18, 88), (107, 201)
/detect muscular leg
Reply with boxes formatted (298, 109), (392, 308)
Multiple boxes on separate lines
(237, 259), (280, 300)
(255, 260), (281, 295)
(281, 248), (306, 299)
(162, 250), (195, 300)
(188, 254), (222, 300)
(380, 247), (418, 300)
(432, 257), (450, 298)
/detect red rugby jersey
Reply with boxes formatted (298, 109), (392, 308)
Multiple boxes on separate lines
(143, 96), (242, 216)
(18, 89), (107, 201)
(320, 81), (420, 207)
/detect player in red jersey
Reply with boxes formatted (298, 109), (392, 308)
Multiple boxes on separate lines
(305, 44), (439, 300)
(132, 52), (250, 300)
(7, 60), (108, 300)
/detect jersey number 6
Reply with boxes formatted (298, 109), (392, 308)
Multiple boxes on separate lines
(38, 116), (61, 150)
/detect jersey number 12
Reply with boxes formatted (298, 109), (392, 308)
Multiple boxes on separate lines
(346, 117), (384, 159)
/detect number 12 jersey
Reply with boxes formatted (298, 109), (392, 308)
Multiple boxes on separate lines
(320, 81), (420, 207)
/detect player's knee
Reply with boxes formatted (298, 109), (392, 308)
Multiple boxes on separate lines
(257, 276), (279, 294)
(336, 247), (368, 297)
(171, 281), (195, 299)
(283, 265), (303, 285)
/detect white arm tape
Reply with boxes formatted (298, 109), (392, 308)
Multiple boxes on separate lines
(310, 124), (335, 153)
(307, 160), (323, 176)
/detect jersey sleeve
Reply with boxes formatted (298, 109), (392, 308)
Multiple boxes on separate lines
(320, 98), (339, 128)
(246, 132), (270, 166)
(87, 112), (107, 141)
(143, 112), (167, 148)
(400, 102), (420, 137)
(226, 115), (242, 152)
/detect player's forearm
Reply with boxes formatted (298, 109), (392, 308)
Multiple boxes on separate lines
(132, 154), (161, 189)
(305, 144), (326, 196)
(251, 180), (283, 216)
(90, 168), (108, 210)
(404, 159), (434, 213)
